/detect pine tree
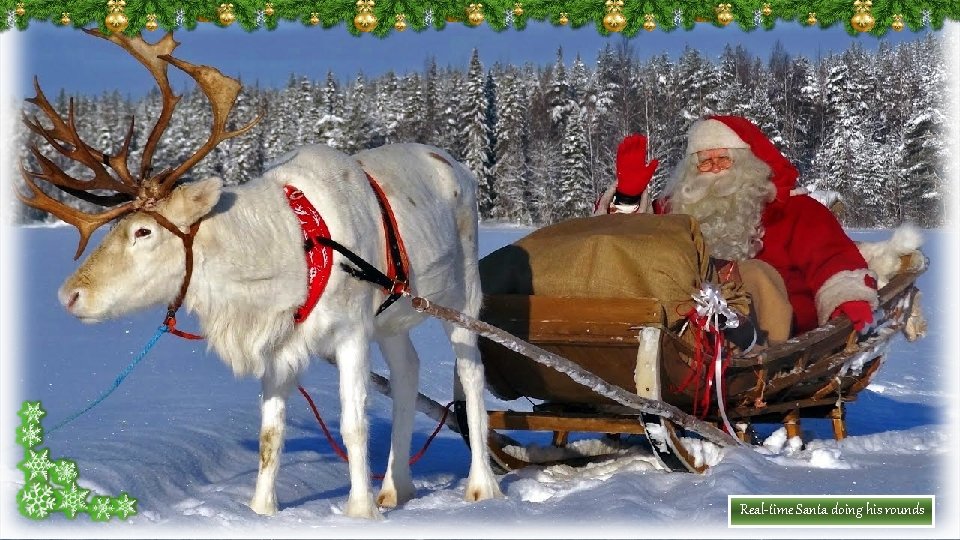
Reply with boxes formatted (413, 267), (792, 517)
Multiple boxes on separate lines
(340, 73), (374, 154)
(375, 71), (401, 144)
(557, 106), (592, 220)
(547, 48), (572, 130)
(395, 72), (425, 143)
(462, 49), (495, 218)
(491, 66), (531, 223)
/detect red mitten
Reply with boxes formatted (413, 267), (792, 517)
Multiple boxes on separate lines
(615, 134), (659, 197)
(830, 300), (874, 332)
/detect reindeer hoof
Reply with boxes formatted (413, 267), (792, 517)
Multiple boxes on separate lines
(377, 482), (415, 508)
(344, 495), (384, 520)
(464, 471), (504, 502)
(248, 497), (278, 516)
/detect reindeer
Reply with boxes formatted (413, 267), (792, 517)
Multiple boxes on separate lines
(18, 30), (502, 519)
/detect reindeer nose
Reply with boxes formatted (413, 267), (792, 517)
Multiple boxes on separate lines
(60, 288), (81, 311)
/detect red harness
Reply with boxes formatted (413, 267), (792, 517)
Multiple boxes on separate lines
(283, 185), (335, 324)
(283, 174), (410, 324)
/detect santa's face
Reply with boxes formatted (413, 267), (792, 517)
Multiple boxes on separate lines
(669, 147), (775, 261)
(695, 148), (734, 174)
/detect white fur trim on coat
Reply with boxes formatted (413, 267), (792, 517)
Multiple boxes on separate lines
(814, 269), (880, 326)
(686, 119), (751, 155)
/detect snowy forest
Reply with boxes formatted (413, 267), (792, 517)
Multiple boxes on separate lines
(11, 34), (949, 228)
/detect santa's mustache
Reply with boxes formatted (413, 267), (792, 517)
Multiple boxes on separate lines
(678, 169), (738, 204)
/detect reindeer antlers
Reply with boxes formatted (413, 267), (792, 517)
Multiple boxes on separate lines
(18, 30), (264, 260)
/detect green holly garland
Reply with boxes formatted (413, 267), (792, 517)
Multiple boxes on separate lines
(0, 1), (957, 37)
(15, 401), (138, 521)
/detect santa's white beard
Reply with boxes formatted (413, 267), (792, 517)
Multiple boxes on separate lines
(669, 158), (776, 261)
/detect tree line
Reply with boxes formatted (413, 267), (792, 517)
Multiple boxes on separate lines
(11, 34), (948, 228)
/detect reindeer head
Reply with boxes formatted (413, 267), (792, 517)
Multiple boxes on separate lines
(18, 30), (262, 322)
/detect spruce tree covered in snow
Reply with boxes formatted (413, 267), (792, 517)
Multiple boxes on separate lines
(375, 71), (402, 144)
(340, 73), (375, 154)
(317, 72), (345, 148)
(395, 73), (426, 143)
(462, 49), (496, 218)
(676, 47), (720, 123)
(558, 107), (592, 220)
(491, 66), (531, 224)
(547, 48), (573, 130)
(437, 69), (466, 161)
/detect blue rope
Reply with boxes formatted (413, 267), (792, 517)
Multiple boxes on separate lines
(48, 325), (169, 434)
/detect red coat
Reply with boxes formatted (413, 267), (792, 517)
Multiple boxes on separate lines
(754, 195), (874, 333)
(655, 194), (876, 334)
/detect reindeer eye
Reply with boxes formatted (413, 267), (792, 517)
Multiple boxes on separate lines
(134, 228), (152, 238)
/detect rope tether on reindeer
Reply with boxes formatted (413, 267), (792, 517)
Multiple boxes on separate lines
(48, 215), (204, 433)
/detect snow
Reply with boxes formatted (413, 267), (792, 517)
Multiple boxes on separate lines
(0, 225), (957, 538)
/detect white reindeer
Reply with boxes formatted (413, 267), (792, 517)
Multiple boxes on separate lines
(19, 31), (502, 519)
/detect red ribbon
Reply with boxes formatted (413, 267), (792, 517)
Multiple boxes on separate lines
(674, 309), (729, 418)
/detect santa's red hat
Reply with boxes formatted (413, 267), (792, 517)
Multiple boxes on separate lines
(686, 115), (798, 201)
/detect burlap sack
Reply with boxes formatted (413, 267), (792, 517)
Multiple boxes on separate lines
(737, 259), (793, 343)
(480, 213), (711, 328)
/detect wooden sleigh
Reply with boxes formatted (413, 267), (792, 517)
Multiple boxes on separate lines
(439, 256), (928, 474)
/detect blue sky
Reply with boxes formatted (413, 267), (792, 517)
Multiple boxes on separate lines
(12, 19), (933, 98)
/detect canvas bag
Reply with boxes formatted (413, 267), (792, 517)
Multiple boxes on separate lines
(480, 213), (712, 329)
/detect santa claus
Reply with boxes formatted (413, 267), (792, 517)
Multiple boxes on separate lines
(599, 115), (878, 336)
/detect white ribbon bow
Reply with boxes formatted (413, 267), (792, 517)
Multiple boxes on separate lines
(692, 282), (740, 332)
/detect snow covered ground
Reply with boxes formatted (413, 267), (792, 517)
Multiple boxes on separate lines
(1, 224), (957, 539)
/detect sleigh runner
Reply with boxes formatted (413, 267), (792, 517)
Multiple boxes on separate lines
(432, 214), (928, 473)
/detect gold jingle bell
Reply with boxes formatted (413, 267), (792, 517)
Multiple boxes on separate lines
(603, 12), (626, 32)
(761, 4), (772, 17)
(354, 11), (377, 31)
(851, 11), (875, 32)
(15, 3), (25, 17)
(513, 3), (523, 18)
(145, 14), (159, 31)
(264, 3), (275, 17)
(558, 12), (569, 25)
(467, 5), (484, 26)
(218, 4), (236, 26)
(806, 12), (817, 26)
(309, 12), (320, 25)
(643, 14), (656, 32)
(716, 5), (734, 26)
(394, 14), (407, 32)
(891, 14), (904, 32)
(60, 12), (71, 25)
(106, 11), (129, 33)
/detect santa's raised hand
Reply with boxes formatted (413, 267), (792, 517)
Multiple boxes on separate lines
(615, 134), (659, 198)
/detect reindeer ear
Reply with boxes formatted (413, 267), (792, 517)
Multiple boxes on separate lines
(163, 177), (223, 228)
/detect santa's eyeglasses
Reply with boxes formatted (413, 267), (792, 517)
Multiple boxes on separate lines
(696, 156), (733, 172)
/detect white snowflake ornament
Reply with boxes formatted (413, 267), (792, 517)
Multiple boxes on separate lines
(18, 482), (56, 520)
(57, 482), (91, 519)
(88, 496), (113, 521)
(51, 459), (80, 486)
(17, 422), (43, 449)
(112, 492), (138, 520)
(19, 448), (53, 482)
(19, 401), (46, 424)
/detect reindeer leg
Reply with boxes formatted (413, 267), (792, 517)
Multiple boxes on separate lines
(249, 372), (293, 516)
(375, 333), (419, 508)
(336, 334), (383, 520)
(444, 321), (504, 502)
